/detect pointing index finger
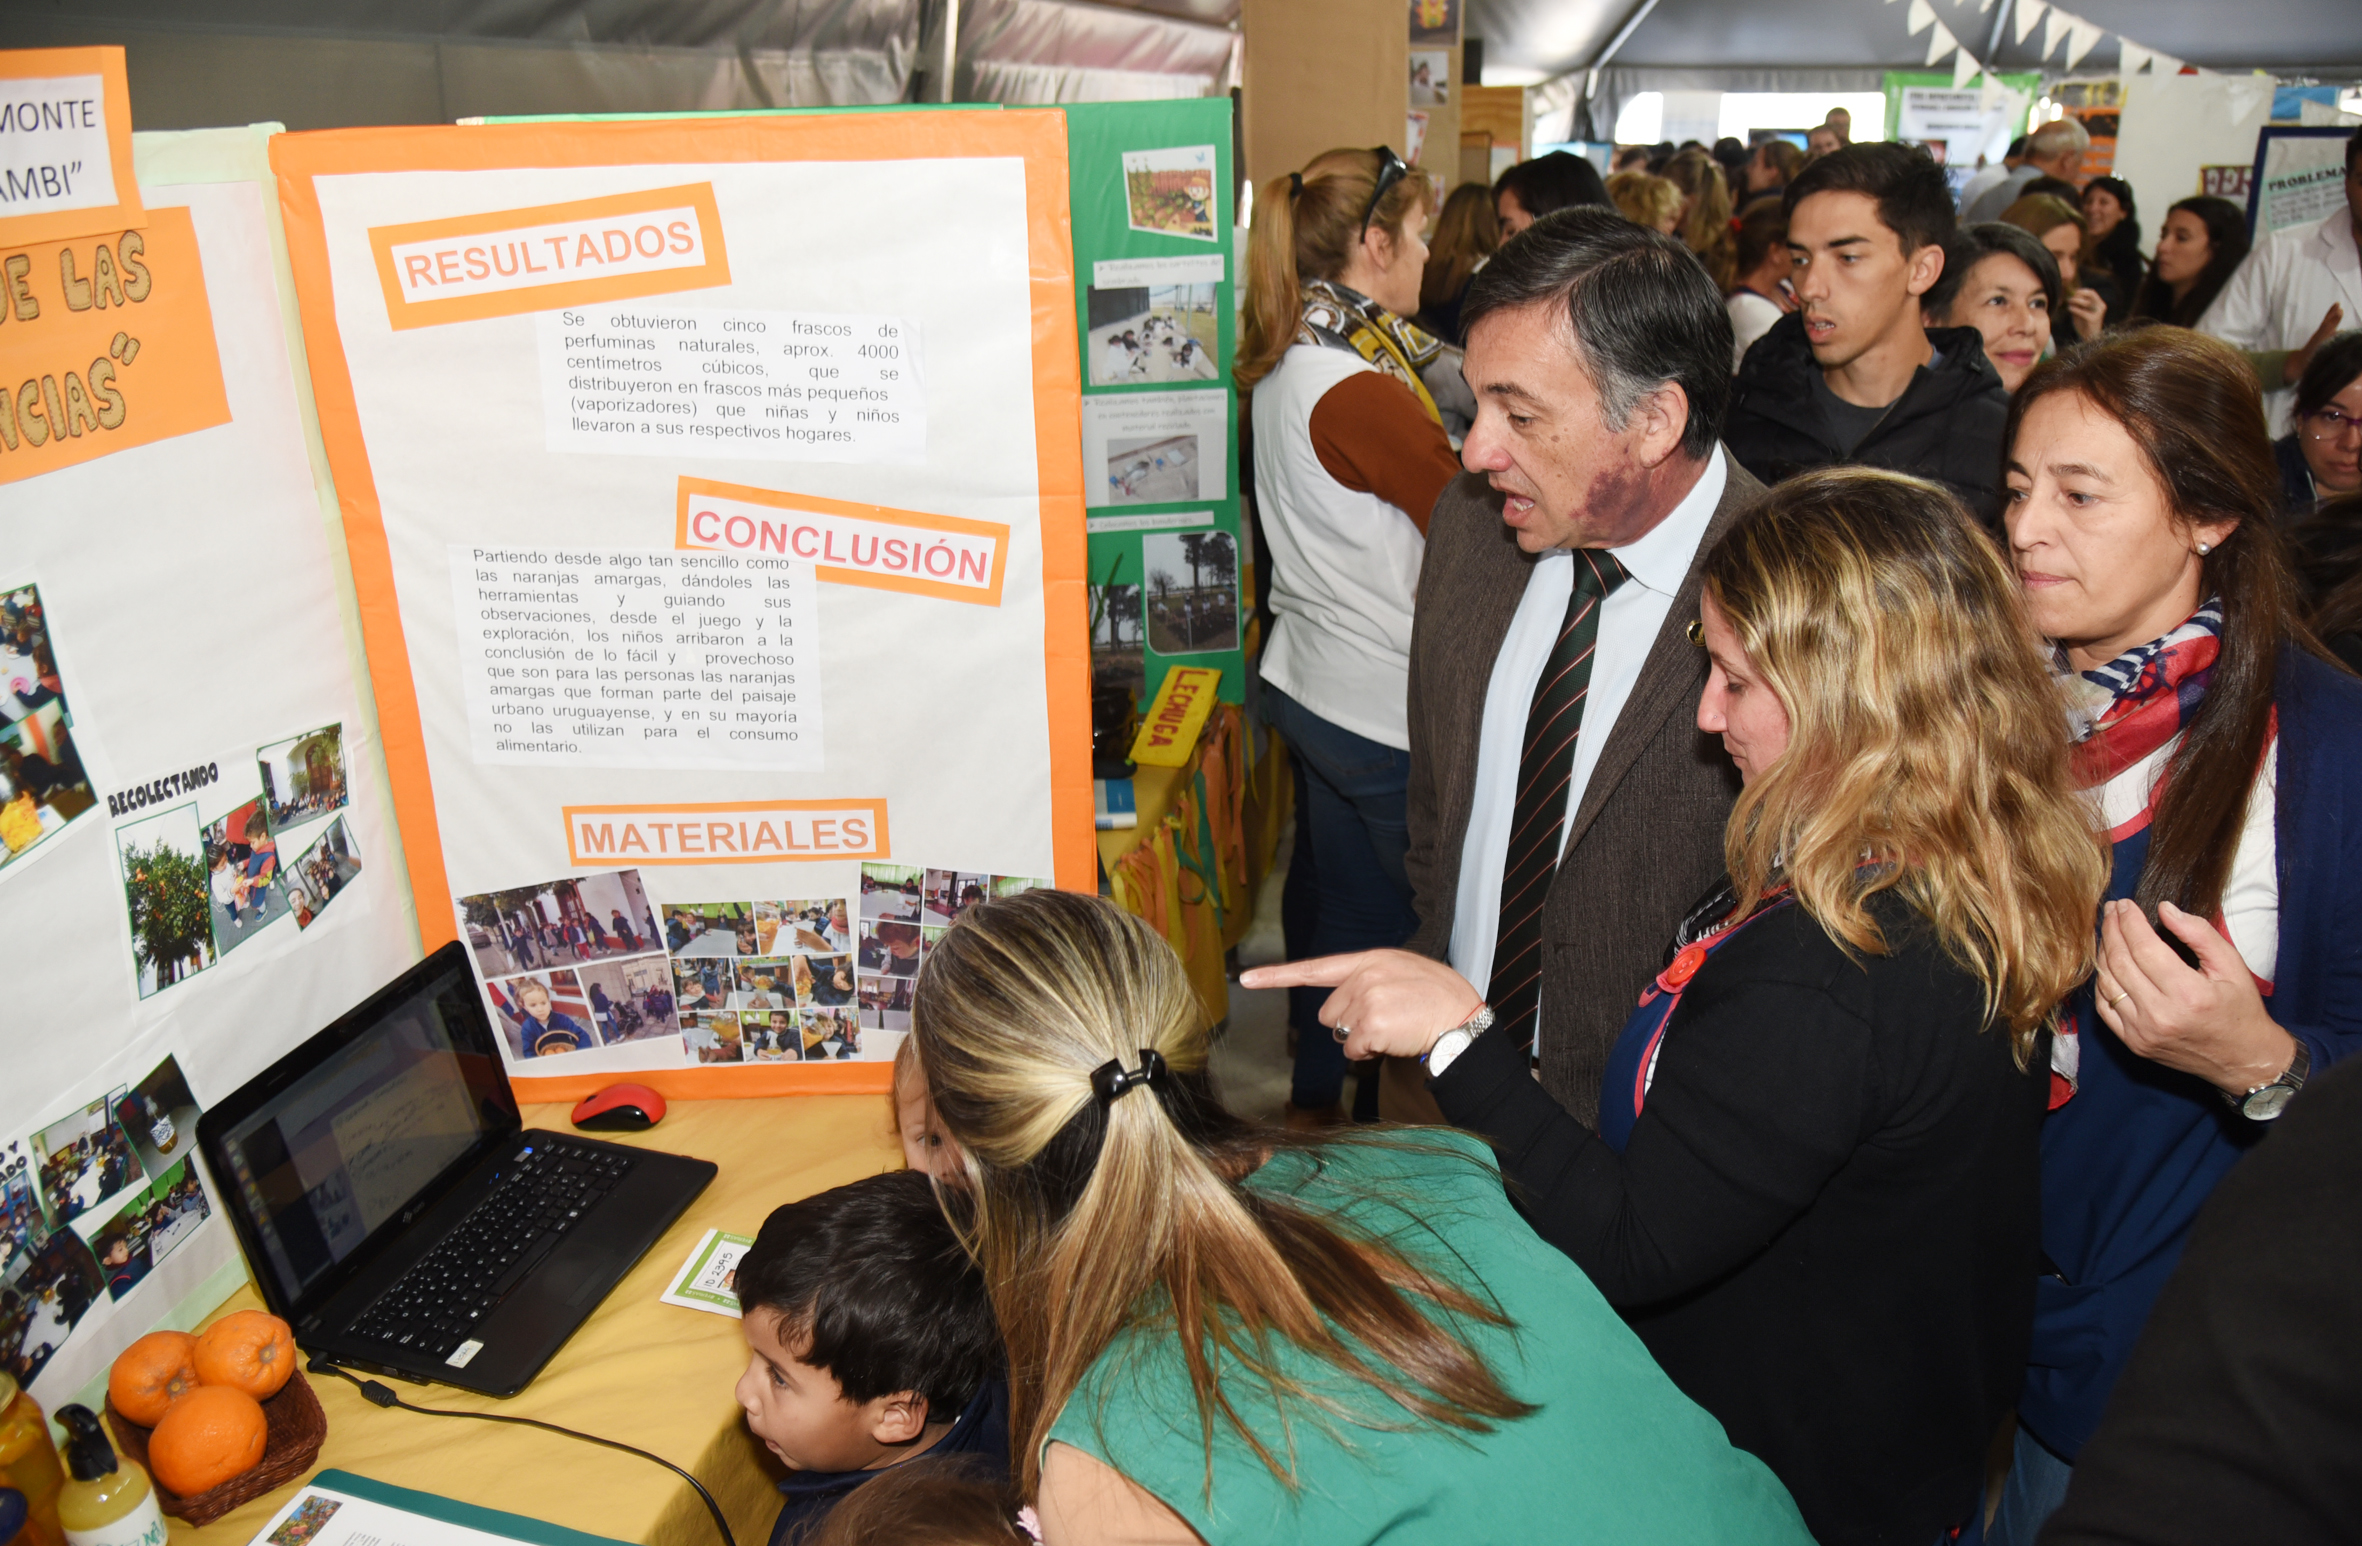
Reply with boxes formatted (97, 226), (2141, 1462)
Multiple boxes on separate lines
(1238, 952), (1373, 991)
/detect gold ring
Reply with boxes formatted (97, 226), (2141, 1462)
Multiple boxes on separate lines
(2107, 989), (2130, 1007)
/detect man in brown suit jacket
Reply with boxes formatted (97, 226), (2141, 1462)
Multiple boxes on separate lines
(1247, 208), (1763, 1128)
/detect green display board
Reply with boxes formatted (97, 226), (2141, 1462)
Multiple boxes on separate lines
(1063, 99), (1245, 710)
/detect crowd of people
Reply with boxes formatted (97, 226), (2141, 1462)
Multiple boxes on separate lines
(677, 121), (2362, 1546)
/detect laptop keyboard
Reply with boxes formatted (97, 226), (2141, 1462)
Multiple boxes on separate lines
(348, 1137), (636, 1362)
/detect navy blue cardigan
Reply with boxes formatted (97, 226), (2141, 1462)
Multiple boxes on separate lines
(2021, 648), (2362, 1460)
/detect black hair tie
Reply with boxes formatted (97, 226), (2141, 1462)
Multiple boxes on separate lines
(1091, 1049), (1168, 1105)
(1288, 171), (1303, 199)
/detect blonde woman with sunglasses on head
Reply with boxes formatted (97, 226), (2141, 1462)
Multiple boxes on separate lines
(909, 889), (1811, 1546)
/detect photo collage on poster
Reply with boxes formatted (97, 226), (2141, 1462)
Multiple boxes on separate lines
(1071, 103), (1247, 735)
(454, 864), (1050, 1071)
(2, 1055), (220, 1387)
(112, 721), (361, 999)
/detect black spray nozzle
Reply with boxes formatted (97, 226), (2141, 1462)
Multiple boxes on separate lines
(53, 1404), (119, 1482)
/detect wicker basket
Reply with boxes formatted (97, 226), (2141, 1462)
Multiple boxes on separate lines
(106, 1367), (328, 1527)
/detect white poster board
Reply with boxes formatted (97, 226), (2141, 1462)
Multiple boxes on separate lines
(2, 126), (419, 1412)
(2112, 74), (2278, 250)
(271, 112), (1093, 1100)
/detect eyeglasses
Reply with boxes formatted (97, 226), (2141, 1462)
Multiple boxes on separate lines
(1358, 146), (1410, 240)
(2305, 406), (2362, 442)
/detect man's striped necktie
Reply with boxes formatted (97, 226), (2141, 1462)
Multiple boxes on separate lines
(1488, 549), (1629, 1048)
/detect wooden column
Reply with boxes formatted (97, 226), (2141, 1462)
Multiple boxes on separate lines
(1241, 0), (1407, 190)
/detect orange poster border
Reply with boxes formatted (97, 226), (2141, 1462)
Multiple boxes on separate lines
(272, 113), (1091, 1084)
(561, 796), (889, 867)
(0, 47), (144, 247)
(367, 182), (729, 331)
(675, 476), (1011, 607)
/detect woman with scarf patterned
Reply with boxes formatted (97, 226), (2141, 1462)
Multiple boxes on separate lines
(1237, 147), (1469, 1127)
(1990, 327), (2362, 1545)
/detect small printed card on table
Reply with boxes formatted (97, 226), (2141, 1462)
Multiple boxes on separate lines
(660, 1228), (753, 1317)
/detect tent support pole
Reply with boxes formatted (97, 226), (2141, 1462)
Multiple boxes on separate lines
(1586, 0), (1664, 73)
(940, 0), (961, 102)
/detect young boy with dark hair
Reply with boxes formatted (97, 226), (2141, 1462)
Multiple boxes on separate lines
(733, 1170), (1005, 1546)
(1724, 141), (2012, 521)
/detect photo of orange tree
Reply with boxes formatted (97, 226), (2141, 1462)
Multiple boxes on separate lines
(122, 838), (213, 990)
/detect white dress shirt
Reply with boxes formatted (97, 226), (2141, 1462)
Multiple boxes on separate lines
(1448, 448), (1727, 1038)
(2200, 210), (2362, 436)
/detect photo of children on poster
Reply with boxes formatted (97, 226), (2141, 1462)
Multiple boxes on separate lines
(0, 582), (98, 877)
(204, 796), (289, 949)
(285, 816), (362, 929)
(460, 868), (660, 978)
(2, 1141), (106, 1387)
(1087, 284), (1220, 385)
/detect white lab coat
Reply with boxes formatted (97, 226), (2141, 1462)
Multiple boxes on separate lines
(2199, 209), (2362, 436)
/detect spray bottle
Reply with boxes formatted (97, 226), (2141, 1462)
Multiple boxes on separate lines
(48, 1410), (162, 1546)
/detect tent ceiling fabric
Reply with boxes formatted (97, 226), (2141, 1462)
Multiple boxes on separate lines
(924, 0), (1239, 103)
(1475, 0), (2362, 93)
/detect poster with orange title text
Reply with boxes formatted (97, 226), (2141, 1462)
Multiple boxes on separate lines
(272, 112), (1093, 1099)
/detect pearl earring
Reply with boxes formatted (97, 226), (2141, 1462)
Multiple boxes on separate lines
(2196, 542), (2211, 555)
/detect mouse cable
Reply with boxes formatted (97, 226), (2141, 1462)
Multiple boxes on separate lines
(306, 1356), (739, 1546)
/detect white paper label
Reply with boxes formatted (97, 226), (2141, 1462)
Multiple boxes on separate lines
(0, 76), (117, 218)
(450, 545), (821, 771)
(538, 304), (924, 464)
(445, 1338), (485, 1368)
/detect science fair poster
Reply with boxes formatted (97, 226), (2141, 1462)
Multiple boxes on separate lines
(272, 111), (1093, 1098)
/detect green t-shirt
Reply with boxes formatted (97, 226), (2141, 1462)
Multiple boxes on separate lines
(1046, 1132), (1810, 1545)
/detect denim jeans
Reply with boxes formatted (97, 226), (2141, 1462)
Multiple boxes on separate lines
(1984, 1426), (2073, 1546)
(1262, 686), (1419, 1109)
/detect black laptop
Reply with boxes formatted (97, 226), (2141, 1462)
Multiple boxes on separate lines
(197, 940), (715, 1397)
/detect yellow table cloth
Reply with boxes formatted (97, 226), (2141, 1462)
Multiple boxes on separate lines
(170, 1094), (903, 1546)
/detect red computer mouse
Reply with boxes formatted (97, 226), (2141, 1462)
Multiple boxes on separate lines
(572, 1082), (666, 1131)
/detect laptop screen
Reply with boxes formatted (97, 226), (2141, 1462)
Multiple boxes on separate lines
(215, 952), (513, 1310)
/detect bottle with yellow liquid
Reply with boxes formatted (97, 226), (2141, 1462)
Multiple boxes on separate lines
(48, 1410), (162, 1546)
(0, 1373), (65, 1546)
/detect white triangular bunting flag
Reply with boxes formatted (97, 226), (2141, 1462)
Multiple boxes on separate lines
(2119, 38), (2152, 75)
(1907, 0), (1937, 35)
(1980, 73), (2007, 111)
(2063, 14), (2103, 69)
(2151, 51), (2183, 76)
(1978, 0), (1997, 13)
(2015, 0), (2047, 43)
(1926, 18), (1959, 67)
(2042, 6), (2073, 57)
(1953, 48), (1982, 88)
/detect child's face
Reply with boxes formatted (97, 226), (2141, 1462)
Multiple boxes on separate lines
(896, 1080), (963, 1180)
(735, 1307), (928, 1473)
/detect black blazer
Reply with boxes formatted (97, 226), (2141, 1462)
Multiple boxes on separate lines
(1434, 889), (2045, 1546)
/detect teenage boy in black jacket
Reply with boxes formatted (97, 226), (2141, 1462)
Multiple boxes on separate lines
(1724, 143), (2011, 522)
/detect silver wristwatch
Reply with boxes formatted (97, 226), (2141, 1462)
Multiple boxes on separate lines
(2226, 1039), (2310, 1121)
(1421, 1004), (1495, 1080)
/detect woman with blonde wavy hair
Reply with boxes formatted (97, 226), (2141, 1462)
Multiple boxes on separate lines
(910, 888), (1811, 1546)
(1250, 469), (2108, 1546)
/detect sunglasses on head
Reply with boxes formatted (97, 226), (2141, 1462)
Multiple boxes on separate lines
(1359, 146), (1410, 239)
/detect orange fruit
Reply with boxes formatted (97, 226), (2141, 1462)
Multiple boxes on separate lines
(193, 1310), (296, 1400)
(147, 1384), (268, 1495)
(109, 1331), (201, 1427)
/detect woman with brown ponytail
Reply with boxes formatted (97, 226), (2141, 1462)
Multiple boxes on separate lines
(1239, 148), (1467, 1127)
(910, 889), (1810, 1545)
